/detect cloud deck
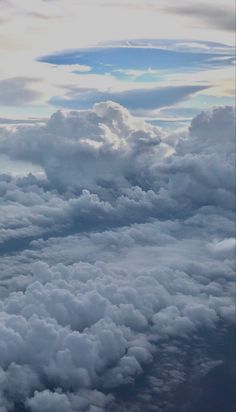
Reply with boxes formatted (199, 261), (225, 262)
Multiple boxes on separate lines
(0, 103), (235, 411)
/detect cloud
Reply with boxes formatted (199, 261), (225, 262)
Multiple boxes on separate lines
(49, 85), (208, 113)
(0, 103), (234, 246)
(0, 101), (162, 192)
(100, 38), (234, 55)
(38, 41), (234, 115)
(0, 103), (235, 411)
(0, 117), (46, 125)
(0, 77), (42, 106)
(165, 3), (235, 32)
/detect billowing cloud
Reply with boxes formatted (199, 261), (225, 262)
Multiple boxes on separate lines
(0, 103), (235, 411)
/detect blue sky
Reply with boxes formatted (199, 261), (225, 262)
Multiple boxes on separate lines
(39, 41), (234, 74)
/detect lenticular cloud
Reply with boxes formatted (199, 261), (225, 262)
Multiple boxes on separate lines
(0, 103), (235, 412)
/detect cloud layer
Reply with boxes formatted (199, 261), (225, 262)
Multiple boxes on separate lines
(49, 85), (208, 114)
(0, 102), (235, 411)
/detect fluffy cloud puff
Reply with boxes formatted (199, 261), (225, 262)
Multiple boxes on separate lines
(0, 101), (163, 191)
(0, 104), (234, 247)
(0, 103), (235, 411)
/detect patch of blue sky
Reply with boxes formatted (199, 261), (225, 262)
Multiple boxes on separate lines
(110, 70), (165, 83)
(0, 105), (52, 119)
(145, 93), (235, 129)
(181, 94), (235, 109)
(39, 46), (234, 78)
(158, 107), (202, 118)
(147, 118), (191, 130)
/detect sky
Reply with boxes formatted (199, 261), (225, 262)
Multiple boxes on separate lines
(0, 2), (235, 412)
(0, 0), (235, 124)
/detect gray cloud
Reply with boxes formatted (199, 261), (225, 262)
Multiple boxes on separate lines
(0, 103), (235, 411)
(49, 85), (209, 114)
(0, 118), (46, 126)
(0, 77), (42, 106)
(165, 3), (235, 32)
(83, 1), (235, 32)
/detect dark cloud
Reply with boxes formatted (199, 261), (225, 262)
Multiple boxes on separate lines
(0, 103), (235, 411)
(0, 77), (42, 106)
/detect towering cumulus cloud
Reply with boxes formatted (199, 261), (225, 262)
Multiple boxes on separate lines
(0, 102), (235, 411)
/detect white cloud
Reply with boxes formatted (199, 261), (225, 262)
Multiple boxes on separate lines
(56, 64), (92, 73)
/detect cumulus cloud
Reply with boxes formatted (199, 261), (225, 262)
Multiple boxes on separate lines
(0, 102), (235, 411)
(0, 101), (163, 192)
